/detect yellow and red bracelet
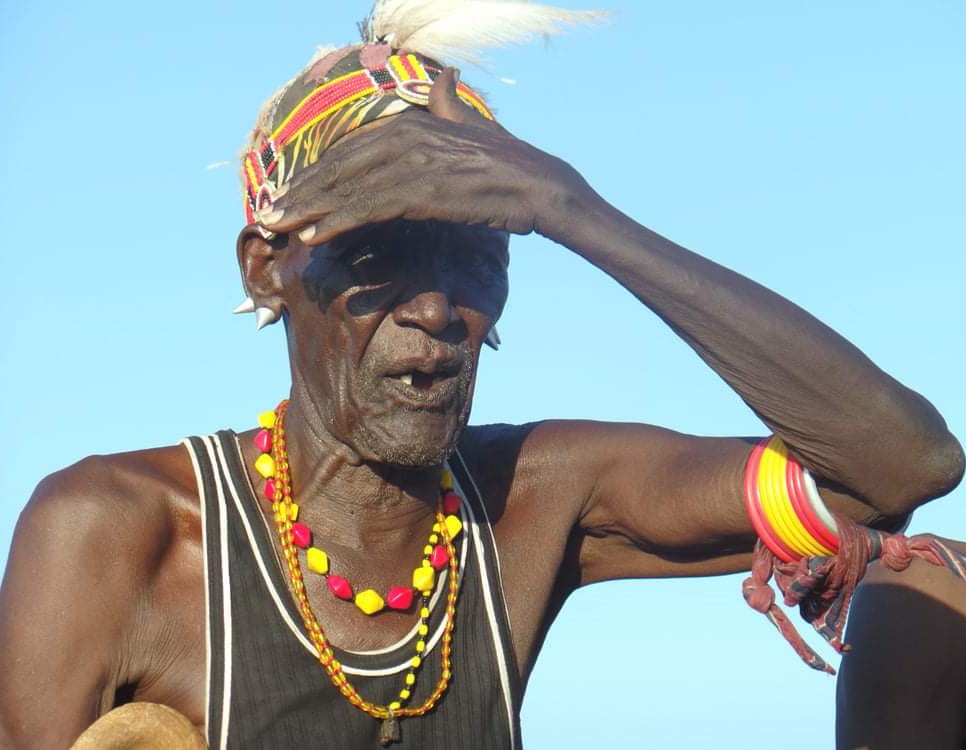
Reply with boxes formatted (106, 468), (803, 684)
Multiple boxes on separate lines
(743, 436), (839, 560)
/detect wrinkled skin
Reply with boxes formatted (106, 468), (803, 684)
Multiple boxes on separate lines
(282, 219), (509, 467)
(1, 68), (963, 748)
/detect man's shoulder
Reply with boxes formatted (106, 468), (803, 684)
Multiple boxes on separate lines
(459, 418), (668, 467)
(457, 422), (541, 477)
(20, 443), (198, 563)
(457, 419), (632, 499)
(33, 442), (196, 508)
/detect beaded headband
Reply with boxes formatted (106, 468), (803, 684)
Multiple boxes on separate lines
(242, 44), (494, 226)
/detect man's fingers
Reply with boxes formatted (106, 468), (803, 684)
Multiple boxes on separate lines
(255, 71), (509, 235)
(429, 67), (487, 126)
(428, 67), (470, 123)
(256, 130), (396, 231)
(294, 179), (439, 246)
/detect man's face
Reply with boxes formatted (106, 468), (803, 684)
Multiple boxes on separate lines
(282, 219), (509, 467)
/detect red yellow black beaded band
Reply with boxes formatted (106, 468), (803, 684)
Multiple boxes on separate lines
(243, 52), (494, 225)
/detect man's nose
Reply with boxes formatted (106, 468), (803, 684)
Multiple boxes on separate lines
(391, 287), (460, 337)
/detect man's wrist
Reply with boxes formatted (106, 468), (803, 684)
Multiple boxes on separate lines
(532, 162), (604, 247)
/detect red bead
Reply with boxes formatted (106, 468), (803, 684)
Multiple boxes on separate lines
(327, 575), (353, 600)
(430, 545), (450, 570)
(253, 428), (272, 454)
(263, 478), (278, 501)
(442, 491), (461, 515)
(387, 586), (414, 611)
(290, 522), (311, 548)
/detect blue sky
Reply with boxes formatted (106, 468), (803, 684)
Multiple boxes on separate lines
(2, 1), (964, 747)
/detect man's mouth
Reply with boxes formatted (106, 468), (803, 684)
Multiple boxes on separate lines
(394, 372), (433, 390)
(381, 356), (467, 408)
(389, 371), (449, 391)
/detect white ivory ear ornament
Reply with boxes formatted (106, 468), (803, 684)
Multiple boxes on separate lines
(233, 297), (256, 314)
(255, 307), (279, 330)
(485, 326), (501, 350)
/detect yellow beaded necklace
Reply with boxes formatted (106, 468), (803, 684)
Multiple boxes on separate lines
(257, 400), (461, 746)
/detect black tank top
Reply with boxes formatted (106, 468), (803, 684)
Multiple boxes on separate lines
(183, 431), (522, 749)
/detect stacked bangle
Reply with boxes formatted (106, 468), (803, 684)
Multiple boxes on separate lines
(743, 436), (839, 561)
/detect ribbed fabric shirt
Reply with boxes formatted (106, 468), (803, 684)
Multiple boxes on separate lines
(183, 431), (522, 749)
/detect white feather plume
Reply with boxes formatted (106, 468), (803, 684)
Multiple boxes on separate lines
(363, 0), (606, 66)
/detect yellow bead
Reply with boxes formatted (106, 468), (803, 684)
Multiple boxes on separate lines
(399, 689), (411, 700)
(422, 560), (431, 568)
(405, 674), (416, 686)
(389, 701), (401, 711)
(288, 502), (300, 522)
(306, 547), (329, 575)
(423, 544), (433, 556)
(412, 567), (435, 593)
(428, 534), (439, 544)
(355, 589), (386, 615)
(254, 453), (276, 479)
(432, 522), (441, 533)
(418, 624), (429, 636)
(440, 469), (454, 490)
(420, 607), (430, 619)
(258, 410), (277, 429)
(415, 640), (425, 653)
(411, 656), (421, 668)
(444, 514), (462, 540)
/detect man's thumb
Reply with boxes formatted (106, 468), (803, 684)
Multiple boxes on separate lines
(428, 67), (478, 124)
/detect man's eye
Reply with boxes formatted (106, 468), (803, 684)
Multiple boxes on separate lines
(461, 251), (504, 278)
(343, 244), (399, 287)
(347, 245), (377, 266)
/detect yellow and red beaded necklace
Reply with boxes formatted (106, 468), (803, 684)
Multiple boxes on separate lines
(251, 400), (462, 745)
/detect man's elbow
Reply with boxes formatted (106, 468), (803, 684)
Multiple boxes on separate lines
(894, 428), (965, 514)
(926, 430), (965, 497)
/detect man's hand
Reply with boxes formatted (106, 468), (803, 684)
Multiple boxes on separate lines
(258, 68), (591, 245)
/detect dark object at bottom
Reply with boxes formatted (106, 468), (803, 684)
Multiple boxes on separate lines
(379, 717), (401, 746)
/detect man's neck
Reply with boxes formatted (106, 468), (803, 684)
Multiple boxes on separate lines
(279, 397), (446, 548)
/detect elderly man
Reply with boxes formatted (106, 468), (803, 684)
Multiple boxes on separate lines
(1, 6), (963, 748)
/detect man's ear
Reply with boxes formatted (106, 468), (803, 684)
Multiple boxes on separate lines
(236, 225), (286, 321)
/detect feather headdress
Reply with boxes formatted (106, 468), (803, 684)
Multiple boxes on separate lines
(361, 0), (606, 66)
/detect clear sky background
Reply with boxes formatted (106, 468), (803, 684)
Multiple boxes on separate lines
(2, 1), (964, 747)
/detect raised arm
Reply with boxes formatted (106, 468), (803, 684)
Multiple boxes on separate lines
(538, 191), (962, 520)
(259, 69), (963, 566)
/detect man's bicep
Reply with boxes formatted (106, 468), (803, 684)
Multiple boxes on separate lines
(520, 421), (757, 582)
(0, 467), (139, 748)
(552, 421), (916, 584)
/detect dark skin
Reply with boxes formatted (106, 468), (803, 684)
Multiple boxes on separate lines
(1, 69), (963, 748)
(836, 538), (966, 750)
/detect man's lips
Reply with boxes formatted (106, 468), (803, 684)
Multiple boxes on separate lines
(391, 372), (439, 390)
(381, 358), (465, 404)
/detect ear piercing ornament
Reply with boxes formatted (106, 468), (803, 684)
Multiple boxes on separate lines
(255, 307), (279, 330)
(233, 297), (279, 330)
(232, 297), (256, 314)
